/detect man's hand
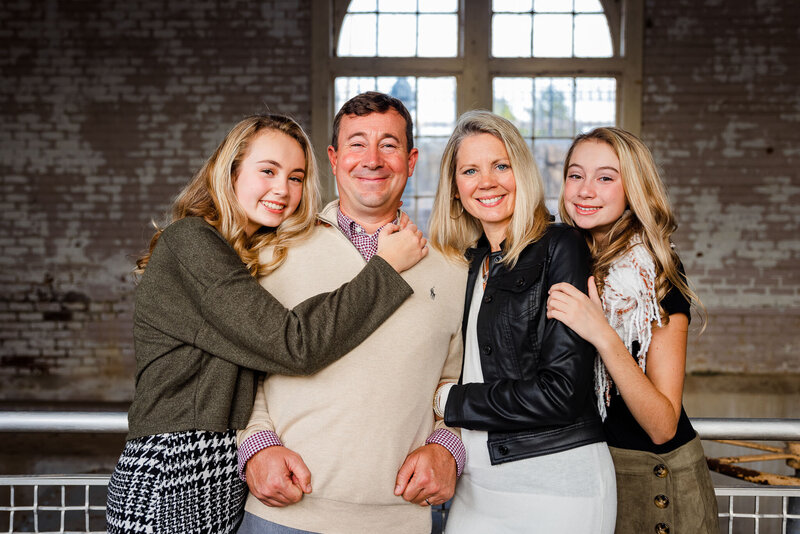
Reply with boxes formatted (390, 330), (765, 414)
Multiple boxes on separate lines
(245, 446), (312, 507)
(394, 443), (457, 506)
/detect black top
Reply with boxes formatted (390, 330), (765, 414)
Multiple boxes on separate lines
(602, 264), (697, 453)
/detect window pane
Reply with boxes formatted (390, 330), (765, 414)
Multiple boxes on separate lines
(534, 138), (572, 200)
(493, 1), (613, 59)
(376, 77), (417, 116)
(575, 77), (616, 131)
(400, 194), (435, 236)
(493, 78), (534, 136)
(418, 14), (457, 57)
(574, 0), (603, 12)
(574, 14), (612, 57)
(378, 0), (416, 12)
(378, 14), (416, 56)
(533, 14), (571, 57)
(348, 0), (377, 12)
(492, 14), (532, 57)
(534, 0), (572, 13)
(340, 0), (460, 58)
(416, 196), (434, 236)
(400, 191), (417, 218)
(414, 137), (448, 196)
(535, 77), (574, 137)
(419, 0), (457, 12)
(493, 0), (532, 12)
(417, 77), (456, 136)
(335, 77), (377, 112)
(338, 14), (377, 56)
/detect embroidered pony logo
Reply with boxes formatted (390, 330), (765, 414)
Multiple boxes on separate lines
(430, 287), (436, 300)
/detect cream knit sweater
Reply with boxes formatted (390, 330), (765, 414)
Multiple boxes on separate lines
(238, 202), (466, 534)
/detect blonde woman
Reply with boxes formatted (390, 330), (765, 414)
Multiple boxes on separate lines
(106, 114), (427, 534)
(429, 111), (616, 533)
(547, 127), (718, 533)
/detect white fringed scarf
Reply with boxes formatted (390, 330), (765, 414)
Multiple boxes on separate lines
(595, 235), (662, 420)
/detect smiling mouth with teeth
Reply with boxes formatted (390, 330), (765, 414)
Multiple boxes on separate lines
(574, 204), (600, 214)
(478, 195), (504, 205)
(260, 200), (285, 210)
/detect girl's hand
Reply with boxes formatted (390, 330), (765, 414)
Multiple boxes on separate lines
(376, 221), (428, 273)
(546, 276), (609, 345)
(397, 211), (411, 230)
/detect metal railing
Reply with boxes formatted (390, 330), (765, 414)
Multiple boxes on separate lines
(717, 486), (800, 534)
(0, 476), (109, 534)
(1, 413), (799, 534)
(2, 413), (798, 439)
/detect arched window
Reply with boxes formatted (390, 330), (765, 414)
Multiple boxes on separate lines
(311, 0), (642, 229)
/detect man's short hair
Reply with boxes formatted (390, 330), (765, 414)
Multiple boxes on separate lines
(331, 91), (414, 151)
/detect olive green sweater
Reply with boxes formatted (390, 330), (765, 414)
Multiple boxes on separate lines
(126, 216), (412, 439)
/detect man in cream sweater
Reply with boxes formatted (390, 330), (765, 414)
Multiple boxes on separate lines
(236, 92), (467, 534)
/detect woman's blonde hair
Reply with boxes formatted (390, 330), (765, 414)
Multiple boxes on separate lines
(429, 110), (550, 267)
(558, 126), (704, 324)
(136, 113), (320, 277)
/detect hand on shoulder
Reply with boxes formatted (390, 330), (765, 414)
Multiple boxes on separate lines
(377, 220), (428, 273)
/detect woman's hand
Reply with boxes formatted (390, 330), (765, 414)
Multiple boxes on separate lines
(546, 276), (610, 345)
(550, 276), (688, 444)
(376, 221), (428, 273)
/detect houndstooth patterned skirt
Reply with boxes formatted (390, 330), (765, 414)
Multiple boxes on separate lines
(106, 429), (247, 534)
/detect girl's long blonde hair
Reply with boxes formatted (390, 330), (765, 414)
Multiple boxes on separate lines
(429, 110), (550, 267)
(558, 127), (704, 324)
(136, 113), (320, 277)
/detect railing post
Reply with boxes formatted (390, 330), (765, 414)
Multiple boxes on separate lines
(788, 442), (800, 534)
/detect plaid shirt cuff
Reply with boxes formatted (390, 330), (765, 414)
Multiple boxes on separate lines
(426, 428), (466, 477)
(237, 430), (283, 482)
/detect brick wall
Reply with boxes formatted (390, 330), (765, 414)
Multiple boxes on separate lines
(642, 0), (800, 373)
(1, 0), (798, 402)
(0, 1), (311, 400)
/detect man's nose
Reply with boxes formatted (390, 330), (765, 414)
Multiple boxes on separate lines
(362, 144), (382, 168)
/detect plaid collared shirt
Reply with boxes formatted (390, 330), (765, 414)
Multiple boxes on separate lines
(336, 208), (398, 262)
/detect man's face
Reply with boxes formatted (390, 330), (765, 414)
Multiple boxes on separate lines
(327, 110), (418, 221)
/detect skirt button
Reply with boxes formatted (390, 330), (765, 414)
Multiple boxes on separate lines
(654, 494), (670, 509)
(653, 463), (668, 478)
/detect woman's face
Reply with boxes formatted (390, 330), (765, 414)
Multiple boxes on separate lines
(234, 130), (306, 236)
(454, 133), (517, 241)
(563, 139), (626, 243)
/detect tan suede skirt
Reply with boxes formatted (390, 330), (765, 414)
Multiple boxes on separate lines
(609, 435), (719, 534)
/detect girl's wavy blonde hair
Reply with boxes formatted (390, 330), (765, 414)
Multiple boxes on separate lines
(429, 110), (550, 268)
(558, 126), (704, 325)
(136, 113), (320, 277)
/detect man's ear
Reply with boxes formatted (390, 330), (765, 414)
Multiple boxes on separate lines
(327, 145), (338, 174)
(407, 147), (419, 178)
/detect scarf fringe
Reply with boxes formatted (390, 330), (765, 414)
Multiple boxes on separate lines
(595, 235), (662, 420)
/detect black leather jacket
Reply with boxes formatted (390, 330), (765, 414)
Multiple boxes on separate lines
(444, 224), (605, 465)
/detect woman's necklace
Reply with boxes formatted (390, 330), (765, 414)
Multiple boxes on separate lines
(481, 254), (490, 290)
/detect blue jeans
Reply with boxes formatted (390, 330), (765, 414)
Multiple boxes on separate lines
(236, 511), (319, 534)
